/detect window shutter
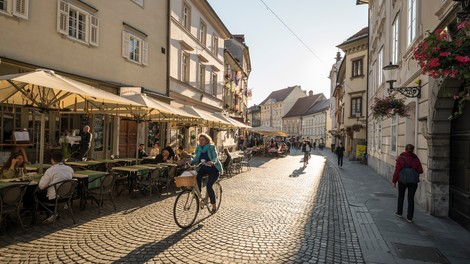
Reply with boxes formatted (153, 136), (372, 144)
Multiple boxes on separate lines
(57, 0), (69, 35)
(13, 0), (28, 19)
(89, 15), (99, 46)
(122, 31), (130, 59)
(142, 41), (148, 66)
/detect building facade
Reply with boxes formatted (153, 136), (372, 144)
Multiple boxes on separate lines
(0, 0), (169, 160)
(169, 0), (231, 149)
(334, 27), (368, 159)
(247, 105), (261, 127)
(302, 99), (331, 146)
(362, 0), (470, 230)
(260, 85), (306, 130)
(283, 92), (325, 137)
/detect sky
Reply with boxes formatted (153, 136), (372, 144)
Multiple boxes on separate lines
(207, 0), (368, 106)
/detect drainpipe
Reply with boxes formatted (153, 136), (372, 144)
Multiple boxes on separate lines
(415, 97), (419, 148)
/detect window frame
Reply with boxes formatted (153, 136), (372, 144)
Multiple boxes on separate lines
(212, 34), (218, 55)
(351, 58), (363, 78)
(211, 71), (217, 96)
(391, 115), (398, 154)
(198, 62), (205, 90)
(132, 0), (144, 7)
(378, 46), (384, 86)
(182, 2), (191, 31)
(181, 51), (190, 83)
(350, 97), (362, 117)
(392, 13), (400, 64)
(407, 0), (417, 47)
(199, 20), (207, 47)
(57, 0), (99, 46)
(122, 31), (148, 65)
(0, 0), (29, 19)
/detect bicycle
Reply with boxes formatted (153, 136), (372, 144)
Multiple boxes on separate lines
(173, 163), (223, 228)
(303, 151), (310, 166)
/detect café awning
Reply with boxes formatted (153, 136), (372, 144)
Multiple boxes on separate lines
(179, 106), (232, 128)
(211, 112), (251, 129)
(247, 126), (288, 137)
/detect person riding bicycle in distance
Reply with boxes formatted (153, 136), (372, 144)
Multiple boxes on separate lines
(301, 139), (312, 165)
(190, 133), (223, 213)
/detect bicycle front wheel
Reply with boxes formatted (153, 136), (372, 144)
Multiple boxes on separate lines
(206, 182), (223, 213)
(173, 189), (199, 228)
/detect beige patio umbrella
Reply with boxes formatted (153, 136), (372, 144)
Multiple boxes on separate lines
(211, 112), (252, 129)
(179, 106), (233, 129)
(0, 69), (145, 165)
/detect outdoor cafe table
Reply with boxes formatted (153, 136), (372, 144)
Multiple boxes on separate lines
(111, 165), (150, 194)
(113, 158), (140, 165)
(25, 164), (51, 172)
(66, 160), (106, 171)
(73, 170), (107, 210)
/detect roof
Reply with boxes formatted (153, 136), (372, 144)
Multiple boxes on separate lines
(283, 93), (323, 118)
(303, 99), (331, 116)
(260, 86), (299, 105)
(337, 27), (368, 47)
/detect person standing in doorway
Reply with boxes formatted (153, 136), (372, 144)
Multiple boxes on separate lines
(335, 143), (345, 167)
(392, 144), (423, 223)
(78, 125), (92, 160)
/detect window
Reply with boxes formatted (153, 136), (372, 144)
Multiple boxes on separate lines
(407, 0), (417, 46)
(392, 13), (400, 64)
(182, 2), (191, 30)
(57, 1), (98, 46)
(391, 115), (397, 153)
(211, 71), (217, 95)
(212, 34), (218, 55)
(378, 121), (382, 151)
(132, 0), (143, 7)
(378, 47), (383, 86)
(351, 97), (362, 117)
(0, 0), (29, 19)
(352, 58), (363, 77)
(199, 20), (207, 47)
(181, 51), (190, 82)
(198, 62), (205, 90)
(122, 31), (148, 65)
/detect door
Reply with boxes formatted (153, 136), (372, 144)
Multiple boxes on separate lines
(450, 101), (470, 231)
(119, 120), (137, 158)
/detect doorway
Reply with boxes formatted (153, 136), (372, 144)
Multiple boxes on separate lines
(449, 101), (470, 231)
(119, 119), (138, 158)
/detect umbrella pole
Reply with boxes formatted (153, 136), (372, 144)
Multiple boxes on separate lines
(39, 113), (45, 172)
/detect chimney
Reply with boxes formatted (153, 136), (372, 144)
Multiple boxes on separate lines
(233, 34), (245, 44)
(309, 90), (313, 96)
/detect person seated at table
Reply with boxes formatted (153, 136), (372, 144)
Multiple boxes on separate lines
(0, 152), (26, 179)
(149, 143), (160, 157)
(222, 148), (232, 171)
(37, 151), (74, 223)
(12, 146), (30, 164)
(138, 144), (148, 159)
(175, 146), (191, 166)
(155, 149), (173, 164)
(270, 139), (278, 149)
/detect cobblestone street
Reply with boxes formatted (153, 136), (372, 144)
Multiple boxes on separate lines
(0, 152), (363, 263)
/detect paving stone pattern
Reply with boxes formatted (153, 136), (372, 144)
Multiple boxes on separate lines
(0, 154), (363, 263)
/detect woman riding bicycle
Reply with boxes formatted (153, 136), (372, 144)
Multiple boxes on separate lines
(191, 133), (222, 213)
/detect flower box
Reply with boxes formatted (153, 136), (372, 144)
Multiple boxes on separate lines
(370, 96), (409, 119)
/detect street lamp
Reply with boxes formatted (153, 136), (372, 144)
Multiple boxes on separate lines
(383, 62), (422, 98)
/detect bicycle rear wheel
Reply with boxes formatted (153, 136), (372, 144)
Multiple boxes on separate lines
(173, 189), (199, 228)
(206, 182), (223, 213)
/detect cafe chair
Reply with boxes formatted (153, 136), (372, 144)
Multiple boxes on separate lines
(107, 162), (128, 196)
(136, 168), (162, 197)
(34, 179), (78, 228)
(158, 166), (177, 195)
(85, 173), (117, 214)
(240, 152), (252, 171)
(0, 184), (28, 232)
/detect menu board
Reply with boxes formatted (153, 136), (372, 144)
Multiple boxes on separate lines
(94, 115), (104, 151)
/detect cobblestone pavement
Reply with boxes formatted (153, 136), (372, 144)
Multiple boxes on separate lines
(0, 152), (363, 263)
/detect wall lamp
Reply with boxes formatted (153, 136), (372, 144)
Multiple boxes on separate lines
(383, 62), (421, 98)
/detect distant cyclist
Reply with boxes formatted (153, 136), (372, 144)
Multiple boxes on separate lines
(190, 133), (222, 213)
(301, 139), (312, 166)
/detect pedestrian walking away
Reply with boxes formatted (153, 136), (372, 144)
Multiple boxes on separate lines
(335, 143), (345, 167)
(392, 144), (423, 223)
(78, 125), (92, 160)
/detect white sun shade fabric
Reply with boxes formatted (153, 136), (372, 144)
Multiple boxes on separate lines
(123, 94), (199, 120)
(211, 112), (252, 128)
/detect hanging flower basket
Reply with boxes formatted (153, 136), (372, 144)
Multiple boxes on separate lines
(413, 19), (470, 120)
(370, 96), (410, 119)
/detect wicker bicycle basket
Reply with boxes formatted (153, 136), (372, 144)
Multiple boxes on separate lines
(175, 175), (196, 187)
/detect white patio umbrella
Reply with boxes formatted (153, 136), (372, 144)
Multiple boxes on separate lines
(179, 106), (232, 128)
(211, 112), (251, 129)
(0, 69), (145, 165)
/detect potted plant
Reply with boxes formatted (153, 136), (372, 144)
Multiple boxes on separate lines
(370, 96), (410, 119)
(413, 19), (470, 119)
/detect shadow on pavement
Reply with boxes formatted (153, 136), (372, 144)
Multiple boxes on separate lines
(115, 224), (204, 263)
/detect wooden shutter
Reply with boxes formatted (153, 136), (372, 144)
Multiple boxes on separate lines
(142, 40), (148, 66)
(122, 31), (130, 59)
(13, 0), (28, 19)
(89, 15), (99, 46)
(57, 0), (69, 35)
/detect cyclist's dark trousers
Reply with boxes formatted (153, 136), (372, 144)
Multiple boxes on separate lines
(196, 165), (220, 204)
(337, 155), (343, 166)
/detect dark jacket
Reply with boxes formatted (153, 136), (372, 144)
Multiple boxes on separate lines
(301, 142), (312, 152)
(335, 146), (345, 156)
(80, 131), (92, 147)
(138, 149), (148, 159)
(392, 152), (423, 184)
